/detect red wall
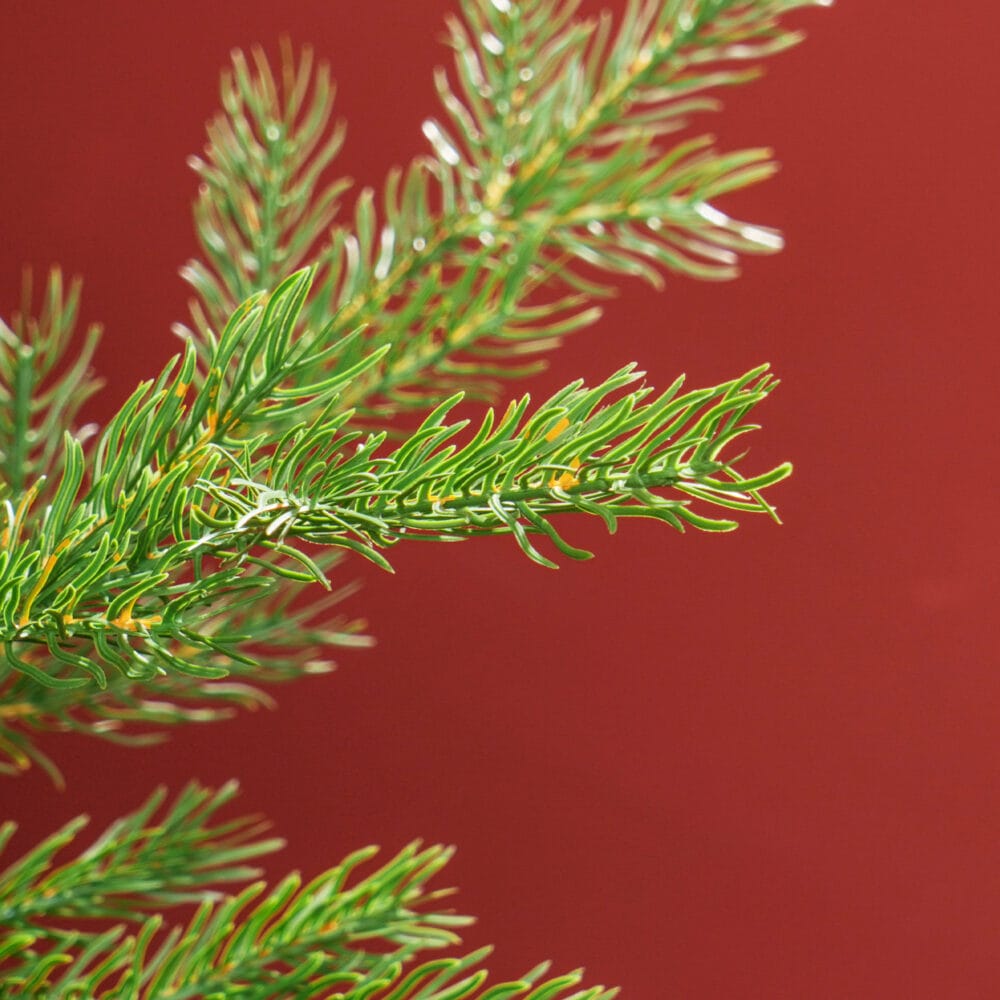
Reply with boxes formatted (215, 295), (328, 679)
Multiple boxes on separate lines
(3, 3), (999, 996)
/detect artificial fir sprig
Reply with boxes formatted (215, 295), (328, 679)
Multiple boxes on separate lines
(0, 268), (786, 701)
(196, 355), (790, 572)
(0, 784), (483, 998)
(180, 0), (827, 426)
(313, 949), (617, 1000)
(0, 268), (102, 500)
(0, 782), (281, 933)
(181, 39), (350, 340)
(0, 545), (367, 787)
(2, 0), (828, 994)
(1, 265), (785, 768)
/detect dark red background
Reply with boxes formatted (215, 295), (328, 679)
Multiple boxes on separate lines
(2, 2), (999, 996)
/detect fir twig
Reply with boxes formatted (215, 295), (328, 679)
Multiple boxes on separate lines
(0, 782), (280, 934)
(180, 38), (351, 338)
(1, 270), (787, 707)
(1, 784), (474, 998)
(312, 947), (618, 1000)
(1, 0), (814, 775)
(180, 0), (827, 427)
(0, 0), (829, 993)
(0, 268), (103, 499)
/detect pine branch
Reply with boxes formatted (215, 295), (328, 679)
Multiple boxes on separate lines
(0, 554), (364, 786)
(326, 0), (823, 415)
(1, 265), (786, 773)
(194, 357), (790, 573)
(0, 271), (374, 668)
(3, 903), (612, 1000)
(1, 786), (471, 998)
(180, 1), (825, 430)
(179, 38), (350, 340)
(1, 269), (786, 690)
(0, 0), (819, 775)
(0, 267), (102, 499)
(0, 271), (380, 777)
(0, 0), (829, 992)
(0, 782), (280, 935)
(304, 947), (618, 1000)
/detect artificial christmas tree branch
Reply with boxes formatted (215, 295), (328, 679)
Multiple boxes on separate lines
(0, 268), (786, 773)
(181, 0), (824, 425)
(1, 0), (826, 993)
(0, 270), (103, 504)
(0, 784), (483, 998)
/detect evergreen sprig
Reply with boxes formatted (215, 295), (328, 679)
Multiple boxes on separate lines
(0, 549), (366, 787)
(180, 39), (350, 340)
(0, 268), (103, 500)
(1, 265), (785, 772)
(196, 340), (790, 573)
(0, 270), (382, 781)
(0, 0), (822, 773)
(0, 782), (281, 933)
(179, 0), (826, 426)
(319, 948), (617, 1000)
(1, 293), (785, 656)
(1, 0), (828, 995)
(0, 784), (479, 998)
